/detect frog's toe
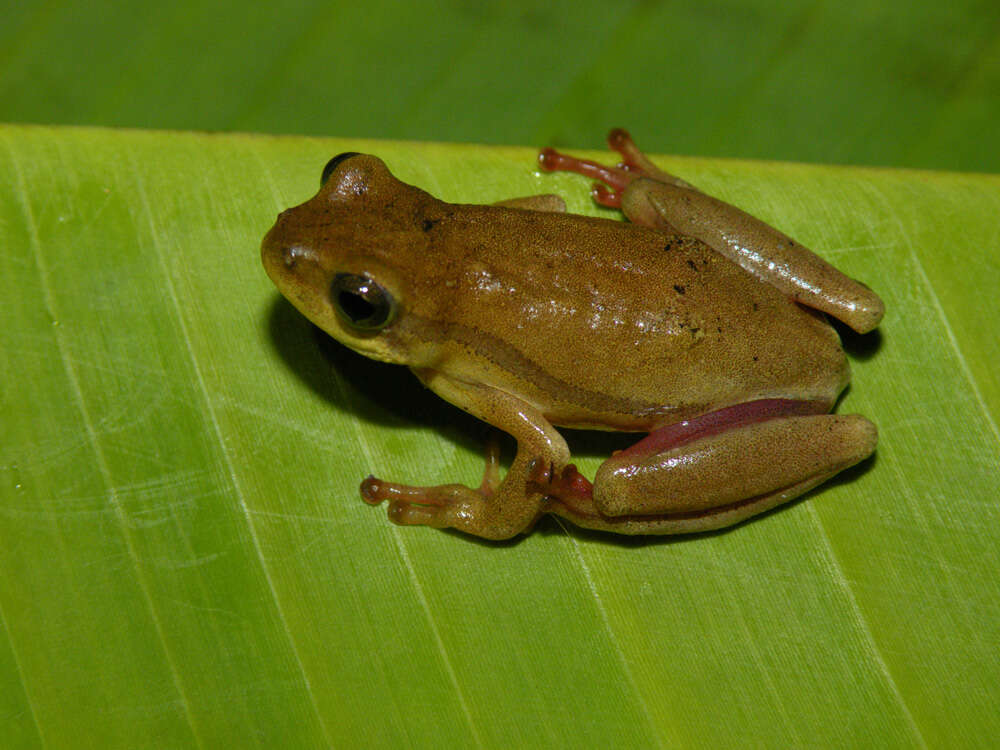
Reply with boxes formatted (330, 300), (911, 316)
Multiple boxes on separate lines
(387, 500), (448, 527)
(360, 475), (462, 508)
(387, 495), (533, 539)
(537, 146), (634, 208)
(362, 477), (472, 528)
(359, 475), (387, 505)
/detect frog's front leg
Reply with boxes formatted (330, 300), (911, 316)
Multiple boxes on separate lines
(545, 400), (877, 535)
(539, 129), (884, 334)
(360, 372), (570, 540)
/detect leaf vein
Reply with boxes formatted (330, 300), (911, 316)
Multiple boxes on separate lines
(560, 523), (666, 749)
(0, 590), (45, 748)
(128, 152), (337, 748)
(320, 332), (484, 747)
(7, 137), (204, 749)
(806, 505), (928, 748)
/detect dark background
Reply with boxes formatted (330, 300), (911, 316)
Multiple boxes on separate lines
(4, 0), (999, 171)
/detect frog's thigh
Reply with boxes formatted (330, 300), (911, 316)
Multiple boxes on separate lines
(591, 414), (877, 533)
(493, 194), (566, 212)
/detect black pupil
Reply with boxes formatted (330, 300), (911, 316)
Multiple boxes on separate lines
(333, 273), (392, 329)
(339, 290), (376, 323)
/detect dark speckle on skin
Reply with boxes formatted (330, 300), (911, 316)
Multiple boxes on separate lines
(687, 260), (699, 272)
(663, 241), (674, 252)
(422, 218), (440, 232)
(752, 302), (759, 311)
(674, 284), (686, 295)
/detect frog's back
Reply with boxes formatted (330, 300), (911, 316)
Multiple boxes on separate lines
(399, 203), (849, 430)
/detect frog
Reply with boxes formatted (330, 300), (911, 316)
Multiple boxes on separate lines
(261, 128), (883, 540)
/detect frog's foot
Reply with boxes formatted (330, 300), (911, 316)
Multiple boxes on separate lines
(359, 440), (545, 540)
(539, 128), (691, 209)
(360, 477), (543, 540)
(539, 145), (634, 208)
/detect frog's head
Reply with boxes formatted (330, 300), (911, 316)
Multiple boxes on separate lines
(262, 153), (440, 365)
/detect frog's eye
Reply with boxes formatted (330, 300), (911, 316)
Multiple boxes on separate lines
(331, 273), (395, 330)
(321, 152), (361, 186)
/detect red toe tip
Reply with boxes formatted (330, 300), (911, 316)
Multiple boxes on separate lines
(538, 148), (559, 171)
(607, 128), (630, 148)
(360, 476), (383, 505)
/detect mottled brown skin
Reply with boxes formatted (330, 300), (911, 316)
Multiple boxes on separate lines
(262, 131), (883, 540)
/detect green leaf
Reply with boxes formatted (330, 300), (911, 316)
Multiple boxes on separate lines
(2, 124), (998, 748)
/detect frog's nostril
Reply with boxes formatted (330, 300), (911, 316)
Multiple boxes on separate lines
(282, 245), (317, 270)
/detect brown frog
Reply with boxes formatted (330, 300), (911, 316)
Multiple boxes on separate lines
(261, 129), (883, 540)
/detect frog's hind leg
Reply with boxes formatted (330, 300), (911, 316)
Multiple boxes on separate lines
(540, 129), (884, 334)
(538, 128), (695, 209)
(546, 401), (877, 535)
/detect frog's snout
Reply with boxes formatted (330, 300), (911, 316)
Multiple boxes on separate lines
(262, 238), (317, 280)
(260, 213), (319, 290)
(279, 244), (320, 271)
